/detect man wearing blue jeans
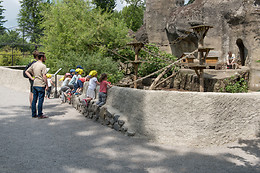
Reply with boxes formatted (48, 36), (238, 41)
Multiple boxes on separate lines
(25, 52), (48, 119)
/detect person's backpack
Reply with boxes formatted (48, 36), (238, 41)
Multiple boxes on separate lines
(23, 61), (36, 78)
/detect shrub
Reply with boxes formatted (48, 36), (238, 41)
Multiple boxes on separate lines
(111, 43), (177, 77)
(0, 46), (31, 66)
(224, 76), (248, 93)
(46, 51), (123, 84)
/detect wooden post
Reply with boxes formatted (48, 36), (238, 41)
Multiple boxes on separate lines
(128, 42), (143, 89)
(133, 63), (138, 89)
(190, 25), (213, 92)
(134, 47), (139, 88)
(198, 51), (204, 92)
(199, 68), (204, 92)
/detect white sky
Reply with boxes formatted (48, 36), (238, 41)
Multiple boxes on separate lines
(2, 0), (189, 29)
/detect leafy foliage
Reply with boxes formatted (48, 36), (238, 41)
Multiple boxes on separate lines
(224, 76), (248, 93)
(120, 4), (144, 32)
(18, 0), (51, 43)
(123, 0), (145, 6)
(0, 46), (31, 66)
(0, 0), (6, 34)
(116, 0), (145, 32)
(46, 51), (122, 83)
(93, 0), (116, 13)
(0, 29), (34, 52)
(110, 43), (177, 77)
(41, 0), (131, 61)
(138, 44), (177, 77)
(186, 0), (195, 5)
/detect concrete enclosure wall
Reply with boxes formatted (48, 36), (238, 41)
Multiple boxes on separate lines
(1, 66), (260, 146)
(106, 87), (260, 146)
(0, 67), (30, 92)
(0, 67), (63, 93)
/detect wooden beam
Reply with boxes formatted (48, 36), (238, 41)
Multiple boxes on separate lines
(149, 66), (172, 90)
(126, 49), (198, 86)
(154, 72), (178, 89)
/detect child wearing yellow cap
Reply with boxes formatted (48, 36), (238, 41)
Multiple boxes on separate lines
(45, 74), (55, 99)
(82, 70), (99, 105)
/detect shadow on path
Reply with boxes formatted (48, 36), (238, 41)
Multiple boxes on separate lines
(0, 86), (259, 173)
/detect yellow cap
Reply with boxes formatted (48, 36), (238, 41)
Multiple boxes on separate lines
(89, 70), (97, 77)
(46, 74), (52, 78)
(75, 68), (83, 75)
(59, 76), (65, 81)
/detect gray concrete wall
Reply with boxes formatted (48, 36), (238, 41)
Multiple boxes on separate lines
(0, 66), (30, 92)
(0, 66), (62, 93)
(1, 66), (260, 146)
(106, 87), (260, 146)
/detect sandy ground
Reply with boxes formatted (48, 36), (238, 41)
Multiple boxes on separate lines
(0, 85), (259, 173)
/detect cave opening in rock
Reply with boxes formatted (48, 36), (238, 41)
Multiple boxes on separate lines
(254, 0), (260, 6)
(236, 39), (248, 66)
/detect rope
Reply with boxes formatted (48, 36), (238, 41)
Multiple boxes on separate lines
(106, 48), (132, 62)
(120, 49), (198, 86)
(142, 46), (175, 63)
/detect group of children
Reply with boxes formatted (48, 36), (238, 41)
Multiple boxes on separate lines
(60, 65), (112, 107)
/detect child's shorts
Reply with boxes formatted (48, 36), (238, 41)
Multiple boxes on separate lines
(87, 89), (95, 99)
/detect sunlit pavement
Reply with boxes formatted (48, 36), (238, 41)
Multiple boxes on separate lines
(0, 85), (259, 173)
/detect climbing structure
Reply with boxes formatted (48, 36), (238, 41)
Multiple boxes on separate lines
(189, 25), (213, 92)
(127, 42), (144, 88)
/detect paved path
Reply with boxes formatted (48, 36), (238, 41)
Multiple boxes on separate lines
(0, 86), (259, 173)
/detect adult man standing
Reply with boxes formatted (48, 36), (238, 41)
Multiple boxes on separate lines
(25, 52), (48, 119)
(28, 50), (39, 109)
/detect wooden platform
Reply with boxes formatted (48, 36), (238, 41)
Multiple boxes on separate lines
(188, 64), (207, 70)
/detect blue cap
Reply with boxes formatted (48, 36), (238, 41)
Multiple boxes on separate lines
(76, 65), (83, 69)
(70, 69), (75, 73)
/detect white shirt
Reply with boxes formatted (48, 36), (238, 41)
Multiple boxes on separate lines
(69, 75), (78, 85)
(226, 54), (236, 62)
(47, 78), (52, 87)
(88, 77), (98, 90)
(62, 78), (70, 87)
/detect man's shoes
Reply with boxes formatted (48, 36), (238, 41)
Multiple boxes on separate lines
(38, 115), (48, 119)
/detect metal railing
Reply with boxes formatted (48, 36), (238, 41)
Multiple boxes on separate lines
(54, 68), (62, 98)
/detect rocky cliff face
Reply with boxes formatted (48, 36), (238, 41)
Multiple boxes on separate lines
(141, 0), (260, 90)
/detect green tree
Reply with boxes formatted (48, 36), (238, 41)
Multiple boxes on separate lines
(0, 0), (6, 34)
(41, 0), (131, 74)
(0, 29), (34, 53)
(187, 0), (195, 5)
(120, 4), (144, 31)
(119, 0), (145, 31)
(18, 0), (51, 43)
(0, 45), (33, 66)
(123, 0), (145, 6)
(93, 0), (116, 13)
(0, 30), (24, 48)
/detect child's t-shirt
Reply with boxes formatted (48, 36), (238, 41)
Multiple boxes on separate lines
(69, 75), (78, 85)
(47, 78), (52, 87)
(88, 77), (98, 90)
(62, 78), (70, 87)
(78, 78), (86, 83)
(76, 78), (86, 88)
(99, 80), (109, 93)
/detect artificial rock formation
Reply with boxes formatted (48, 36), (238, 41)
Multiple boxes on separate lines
(140, 0), (260, 90)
